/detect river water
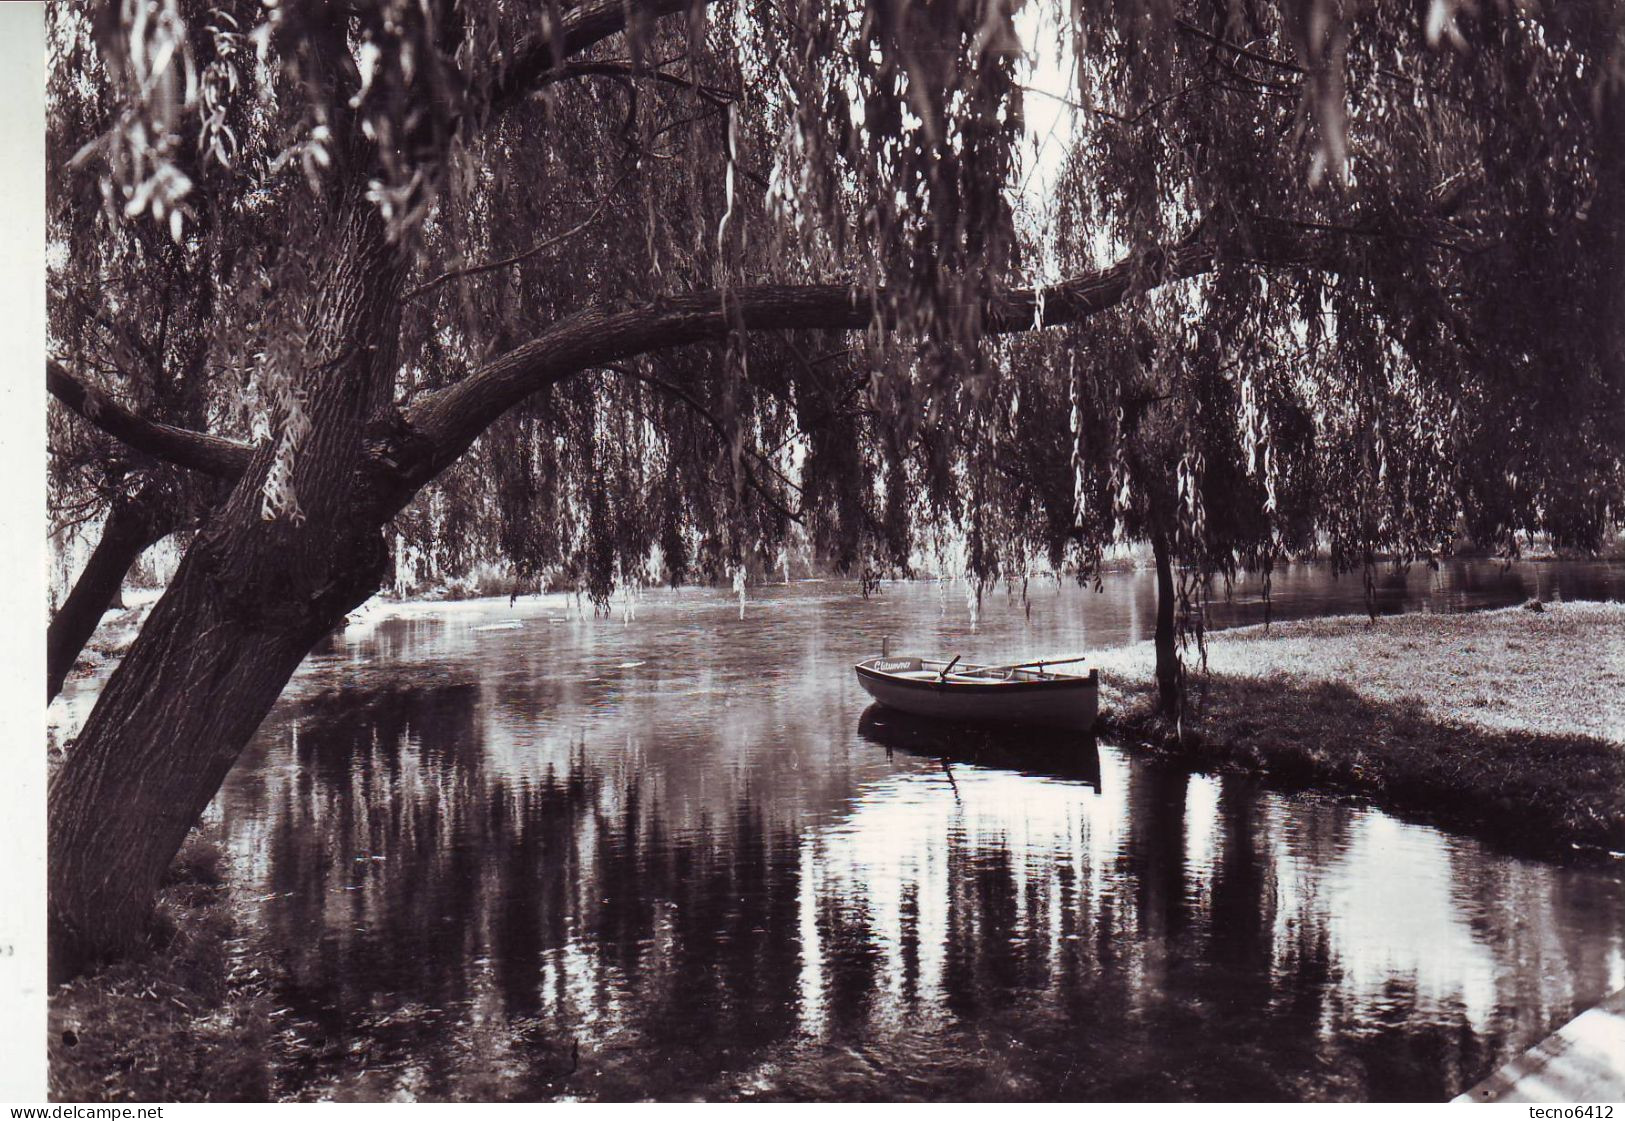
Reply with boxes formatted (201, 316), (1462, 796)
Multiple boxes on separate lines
(174, 560), (1625, 1100)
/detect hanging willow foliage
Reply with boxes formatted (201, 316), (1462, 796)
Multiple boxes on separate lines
(49, 0), (1624, 613)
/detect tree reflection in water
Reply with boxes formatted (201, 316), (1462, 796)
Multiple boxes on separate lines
(195, 579), (1624, 1102)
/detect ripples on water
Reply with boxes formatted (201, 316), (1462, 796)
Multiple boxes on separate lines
(149, 562), (1625, 1100)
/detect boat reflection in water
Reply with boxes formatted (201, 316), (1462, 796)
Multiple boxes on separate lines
(856, 704), (1102, 791)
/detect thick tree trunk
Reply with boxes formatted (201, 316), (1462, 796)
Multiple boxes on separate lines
(1152, 529), (1179, 717)
(47, 486), (175, 702)
(47, 182), (405, 981)
(46, 528), (387, 981)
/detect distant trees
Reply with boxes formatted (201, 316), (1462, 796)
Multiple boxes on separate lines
(46, 0), (1622, 976)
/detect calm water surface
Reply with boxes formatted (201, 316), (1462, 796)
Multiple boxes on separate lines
(198, 560), (1624, 1101)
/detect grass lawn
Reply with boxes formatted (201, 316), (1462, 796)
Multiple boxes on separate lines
(1093, 602), (1625, 855)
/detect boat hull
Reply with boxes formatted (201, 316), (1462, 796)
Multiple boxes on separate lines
(854, 658), (1098, 732)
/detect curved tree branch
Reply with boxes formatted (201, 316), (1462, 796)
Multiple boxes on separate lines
(604, 361), (804, 496)
(392, 226), (1347, 504)
(547, 60), (739, 105)
(48, 361), (255, 480)
(605, 365), (805, 526)
(404, 169), (637, 302)
(1174, 19), (1304, 75)
(486, 0), (706, 113)
(399, 239), (1232, 486)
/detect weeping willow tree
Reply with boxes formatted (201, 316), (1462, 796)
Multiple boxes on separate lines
(46, 0), (1622, 979)
(929, 2), (1625, 712)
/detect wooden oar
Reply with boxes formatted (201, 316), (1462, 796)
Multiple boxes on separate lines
(986, 654), (1091, 674)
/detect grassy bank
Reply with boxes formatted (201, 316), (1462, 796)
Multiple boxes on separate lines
(48, 832), (277, 1102)
(1094, 602), (1625, 855)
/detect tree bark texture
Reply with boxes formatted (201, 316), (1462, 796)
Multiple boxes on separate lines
(1152, 530), (1180, 717)
(47, 485), (176, 702)
(47, 184), (406, 980)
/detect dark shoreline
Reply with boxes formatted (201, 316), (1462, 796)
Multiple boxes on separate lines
(1100, 703), (1624, 864)
(1094, 603), (1625, 862)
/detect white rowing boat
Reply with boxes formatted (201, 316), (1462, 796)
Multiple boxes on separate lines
(853, 654), (1099, 732)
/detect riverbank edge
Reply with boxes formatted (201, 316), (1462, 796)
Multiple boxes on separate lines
(1098, 704), (1622, 860)
(47, 831), (280, 1102)
(1094, 605), (1625, 860)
